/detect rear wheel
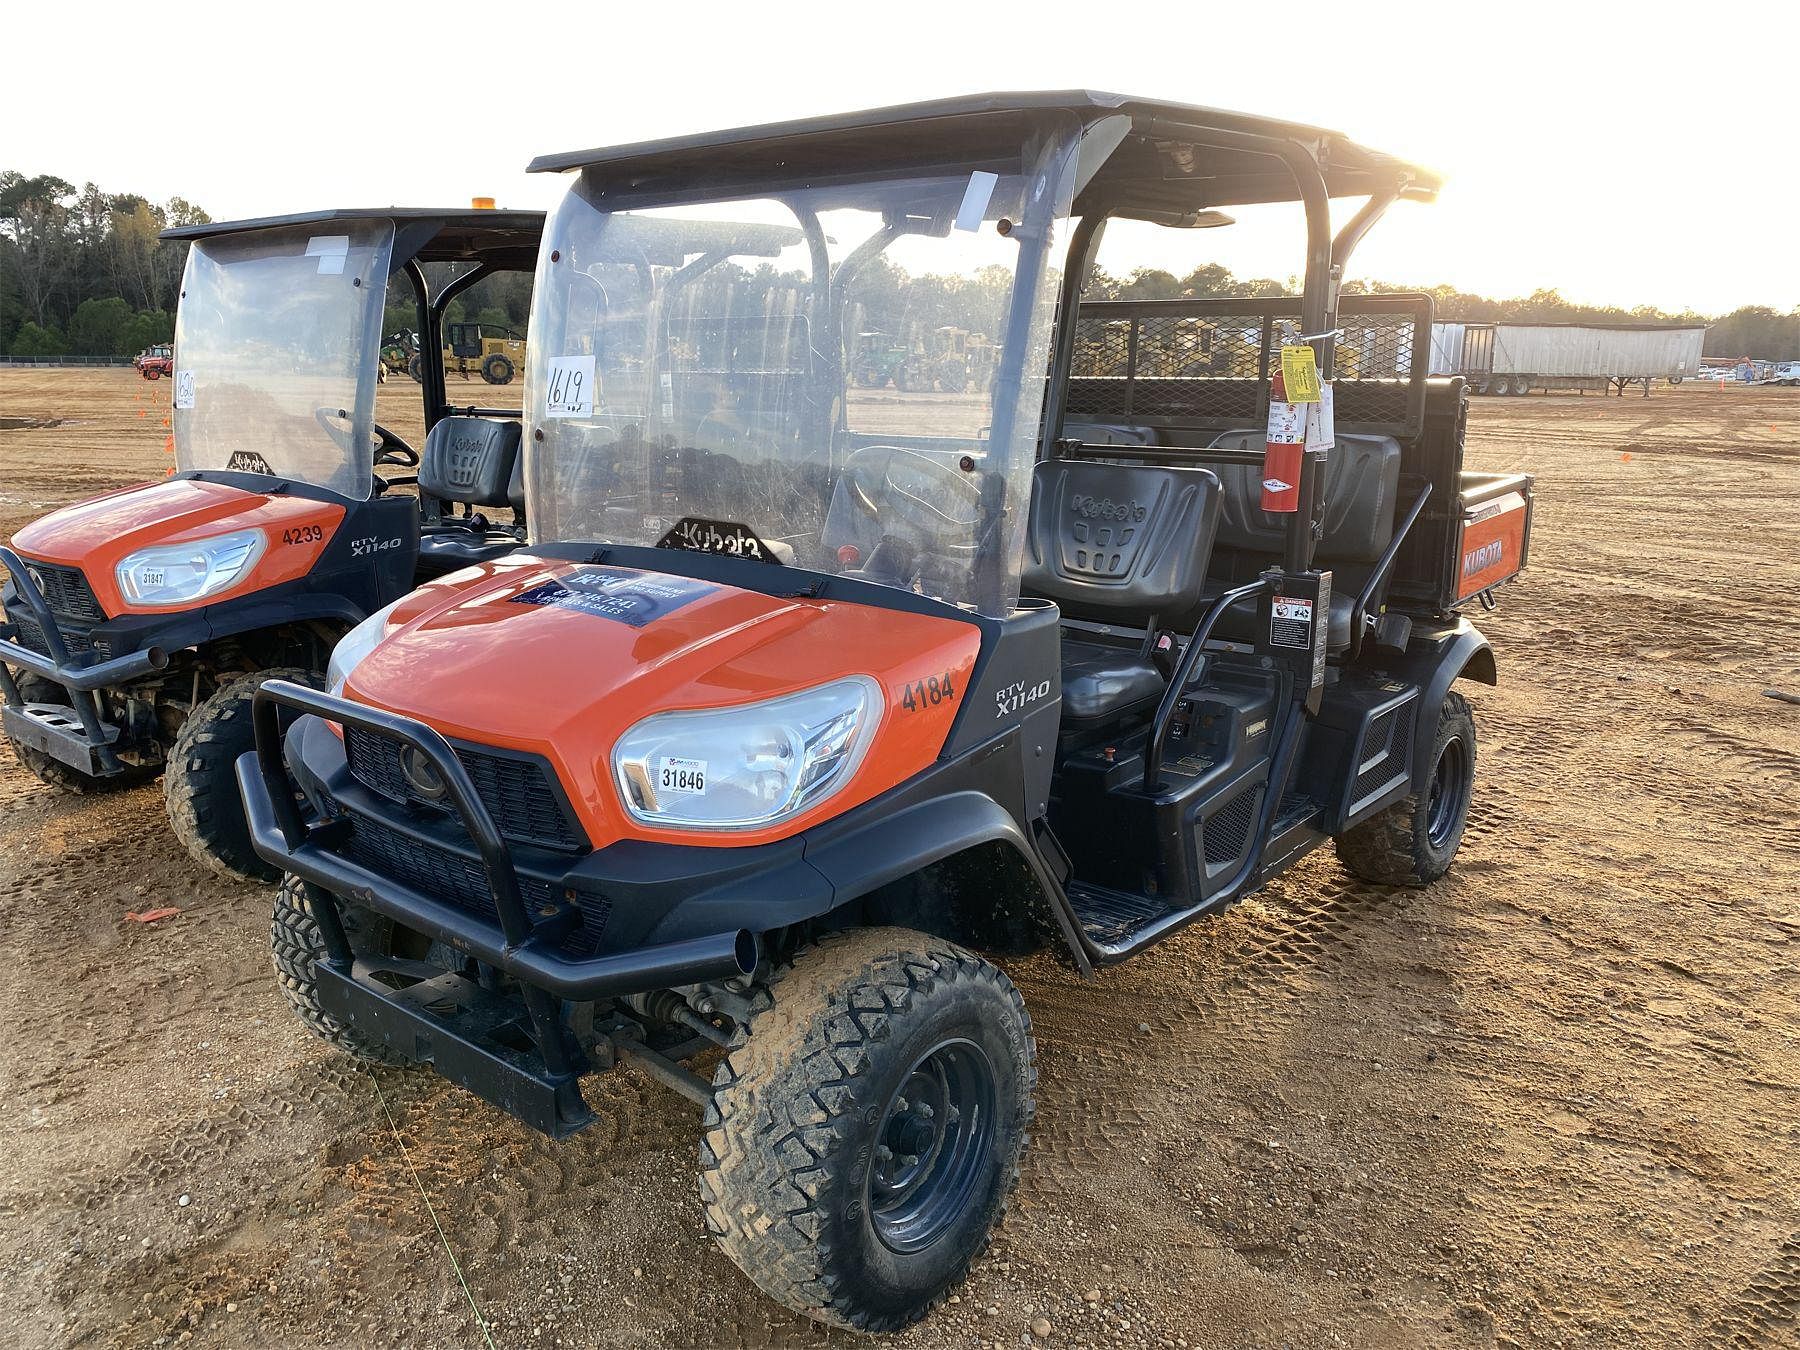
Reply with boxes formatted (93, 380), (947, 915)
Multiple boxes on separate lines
(6, 674), (156, 794)
(165, 668), (317, 882)
(1489, 374), (1513, 396)
(1335, 690), (1476, 886)
(407, 354), (424, 383)
(481, 353), (514, 385)
(700, 928), (1035, 1332)
(270, 874), (411, 1065)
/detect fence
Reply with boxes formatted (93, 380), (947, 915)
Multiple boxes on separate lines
(0, 356), (135, 368)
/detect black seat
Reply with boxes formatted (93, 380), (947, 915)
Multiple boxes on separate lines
(1022, 458), (1220, 724)
(414, 417), (524, 578)
(1202, 431), (1403, 651)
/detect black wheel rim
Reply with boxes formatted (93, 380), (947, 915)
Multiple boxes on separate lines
(1426, 736), (1470, 850)
(867, 1038), (997, 1255)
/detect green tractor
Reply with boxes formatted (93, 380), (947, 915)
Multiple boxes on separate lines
(851, 331), (910, 388)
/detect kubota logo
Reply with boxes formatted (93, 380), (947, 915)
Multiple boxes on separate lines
(1069, 495), (1146, 523)
(1463, 540), (1505, 576)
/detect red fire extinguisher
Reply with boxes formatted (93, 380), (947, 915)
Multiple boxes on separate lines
(1261, 369), (1305, 513)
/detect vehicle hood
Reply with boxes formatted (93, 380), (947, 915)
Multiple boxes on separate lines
(11, 477), (347, 615)
(344, 554), (981, 849)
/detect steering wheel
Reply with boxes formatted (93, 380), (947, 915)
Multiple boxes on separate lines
(372, 422), (419, 467)
(845, 444), (983, 543)
(314, 407), (420, 465)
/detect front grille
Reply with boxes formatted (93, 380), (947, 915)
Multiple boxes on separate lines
(20, 561), (105, 625)
(330, 802), (611, 955)
(9, 611), (93, 658)
(343, 725), (585, 852)
(5, 559), (104, 658)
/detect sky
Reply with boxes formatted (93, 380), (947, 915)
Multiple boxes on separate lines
(7, 0), (1796, 316)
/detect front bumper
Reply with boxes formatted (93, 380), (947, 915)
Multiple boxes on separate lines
(238, 679), (761, 1135)
(0, 544), (168, 774)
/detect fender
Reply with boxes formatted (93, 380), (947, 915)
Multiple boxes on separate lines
(807, 789), (1092, 976)
(196, 591), (370, 648)
(1394, 618), (1496, 787)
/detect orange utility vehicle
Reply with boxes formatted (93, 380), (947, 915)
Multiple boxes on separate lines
(0, 209), (541, 878)
(238, 94), (1532, 1330)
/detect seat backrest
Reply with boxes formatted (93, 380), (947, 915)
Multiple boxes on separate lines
(418, 416), (521, 507)
(1022, 459), (1220, 627)
(1206, 430), (1402, 564)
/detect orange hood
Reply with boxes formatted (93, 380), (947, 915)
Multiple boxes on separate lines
(11, 478), (345, 615)
(345, 554), (981, 850)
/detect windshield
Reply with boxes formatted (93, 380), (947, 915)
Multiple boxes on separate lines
(173, 220), (392, 500)
(523, 143), (1076, 615)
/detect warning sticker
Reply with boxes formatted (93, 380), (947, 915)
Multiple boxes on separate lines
(1270, 596), (1314, 649)
(511, 566), (717, 629)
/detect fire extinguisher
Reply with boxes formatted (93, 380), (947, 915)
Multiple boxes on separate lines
(1261, 368), (1305, 513)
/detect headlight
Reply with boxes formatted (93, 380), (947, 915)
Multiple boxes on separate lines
(613, 676), (883, 830)
(326, 598), (405, 695)
(115, 529), (266, 607)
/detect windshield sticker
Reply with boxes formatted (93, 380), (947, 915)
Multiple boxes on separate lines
(304, 235), (350, 276)
(953, 171), (998, 233)
(173, 370), (196, 410)
(511, 566), (717, 629)
(544, 355), (595, 418)
(225, 450), (274, 475)
(656, 517), (783, 564)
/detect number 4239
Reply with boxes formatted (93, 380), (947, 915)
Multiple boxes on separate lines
(900, 671), (956, 712)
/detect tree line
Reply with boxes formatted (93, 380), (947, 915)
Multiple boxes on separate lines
(4, 168), (1795, 362)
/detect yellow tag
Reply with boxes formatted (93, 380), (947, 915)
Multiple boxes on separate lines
(1281, 345), (1322, 403)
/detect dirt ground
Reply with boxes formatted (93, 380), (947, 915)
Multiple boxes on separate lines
(0, 368), (1795, 1350)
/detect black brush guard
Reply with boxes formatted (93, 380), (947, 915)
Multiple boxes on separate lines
(237, 679), (757, 1136)
(0, 543), (169, 775)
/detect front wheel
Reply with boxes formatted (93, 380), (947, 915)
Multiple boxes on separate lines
(1335, 690), (1476, 886)
(700, 928), (1035, 1332)
(481, 353), (514, 385)
(271, 875), (412, 1065)
(165, 668), (317, 881)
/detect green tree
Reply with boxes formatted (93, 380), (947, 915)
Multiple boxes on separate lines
(9, 320), (67, 356)
(69, 295), (134, 355)
(123, 308), (173, 353)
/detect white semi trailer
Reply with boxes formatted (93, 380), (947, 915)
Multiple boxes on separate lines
(1429, 321), (1709, 396)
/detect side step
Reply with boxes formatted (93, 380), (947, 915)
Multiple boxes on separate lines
(1068, 884), (1172, 947)
(314, 960), (596, 1138)
(1066, 794), (1327, 959)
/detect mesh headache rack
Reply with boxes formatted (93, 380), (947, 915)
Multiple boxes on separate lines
(1062, 294), (1434, 442)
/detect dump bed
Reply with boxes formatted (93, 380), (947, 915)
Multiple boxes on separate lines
(1055, 293), (1533, 618)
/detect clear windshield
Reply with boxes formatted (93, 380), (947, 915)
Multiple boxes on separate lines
(523, 145), (1076, 615)
(173, 221), (392, 500)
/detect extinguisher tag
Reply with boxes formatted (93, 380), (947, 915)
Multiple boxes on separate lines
(1280, 346), (1322, 402)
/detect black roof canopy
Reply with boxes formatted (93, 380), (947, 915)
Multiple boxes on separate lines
(527, 91), (1441, 219)
(161, 208), (545, 271)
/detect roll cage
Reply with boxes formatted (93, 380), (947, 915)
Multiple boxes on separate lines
(527, 90), (1442, 580)
(163, 207), (544, 435)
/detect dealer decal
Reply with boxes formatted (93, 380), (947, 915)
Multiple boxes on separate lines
(511, 565), (717, 629)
